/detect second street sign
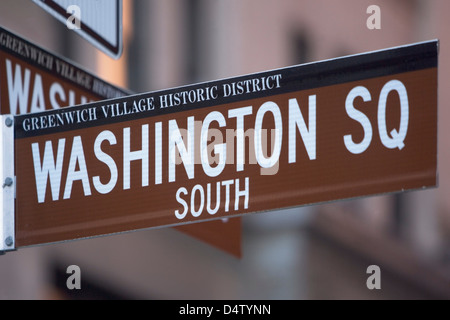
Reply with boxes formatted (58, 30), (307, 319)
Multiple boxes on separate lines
(32, 0), (123, 59)
(11, 41), (438, 248)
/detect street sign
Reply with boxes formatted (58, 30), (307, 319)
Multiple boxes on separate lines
(8, 41), (438, 249)
(0, 27), (241, 255)
(31, 0), (123, 59)
(0, 27), (128, 116)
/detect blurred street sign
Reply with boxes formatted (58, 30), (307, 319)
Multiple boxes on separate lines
(31, 0), (123, 59)
(0, 27), (129, 116)
(7, 40), (438, 251)
(0, 27), (241, 256)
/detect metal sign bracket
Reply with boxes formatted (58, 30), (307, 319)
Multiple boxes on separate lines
(0, 115), (15, 254)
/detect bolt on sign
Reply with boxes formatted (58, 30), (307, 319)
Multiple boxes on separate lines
(3, 40), (438, 252)
(0, 27), (241, 255)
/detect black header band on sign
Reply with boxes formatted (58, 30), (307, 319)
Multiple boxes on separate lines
(14, 40), (438, 139)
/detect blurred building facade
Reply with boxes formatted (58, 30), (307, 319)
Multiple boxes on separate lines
(0, 0), (449, 299)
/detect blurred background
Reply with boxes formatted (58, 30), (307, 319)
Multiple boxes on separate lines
(1, 0), (450, 299)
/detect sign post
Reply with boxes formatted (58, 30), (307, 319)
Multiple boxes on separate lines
(4, 40), (439, 251)
(0, 116), (14, 252)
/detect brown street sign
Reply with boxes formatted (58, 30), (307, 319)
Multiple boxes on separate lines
(8, 40), (438, 250)
(0, 27), (128, 115)
(0, 27), (241, 255)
